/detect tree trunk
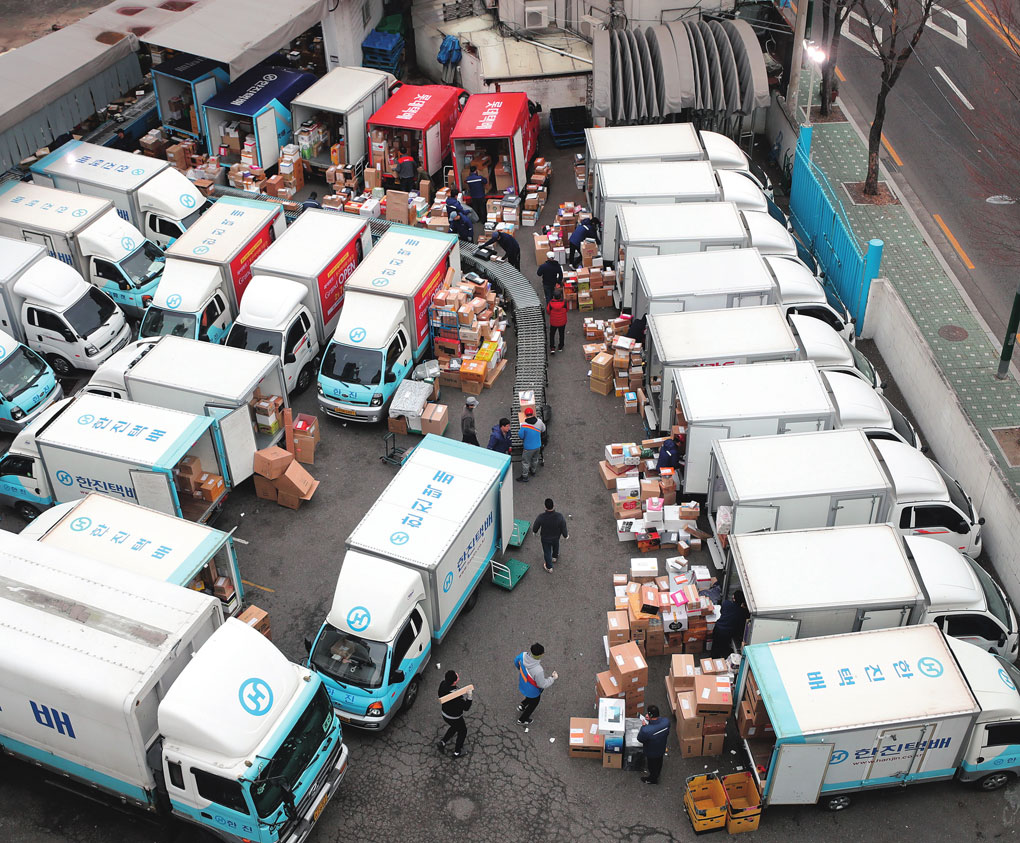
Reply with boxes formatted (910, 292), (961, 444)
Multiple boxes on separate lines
(820, 27), (842, 117)
(820, 0), (833, 117)
(865, 75), (891, 194)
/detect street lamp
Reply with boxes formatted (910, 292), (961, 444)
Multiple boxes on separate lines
(803, 40), (827, 128)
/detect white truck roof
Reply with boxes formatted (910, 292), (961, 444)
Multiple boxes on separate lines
(139, 168), (205, 221)
(586, 123), (702, 161)
(637, 248), (774, 298)
(946, 636), (1020, 722)
(168, 197), (278, 265)
(291, 66), (392, 113)
(153, 259), (221, 310)
(746, 624), (979, 737)
(714, 428), (888, 499)
(648, 306), (798, 364)
(253, 208), (366, 278)
(676, 360), (833, 421)
(907, 536), (985, 613)
(0, 236), (45, 281)
(13, 257), (90, 309)
(732, 524), (923, 611)
(699, 131), (749, 170)
(129, 335), (276, 397)
(28, 493), (227, 581)
(346, 227), (453, 299)
(332, 290), (404, 348)
(742, 210), (797, 255)
(36, 393), (212, 469)
(598, 160), (718, 199)
(238, 276), (307, 329)
(326, 549), (424, 638)
(717, 169), (767, 211)
(617, 202), (745, 245)
(348, 434), (506, 570)
(32, 140), (169, 191)
(790, 313), (853, 367)
(872, 439), (947, 501)
(822, 371), (891, 430)
(0, 181), (110, 233)
(74, 207), (145, 263)
(764, 255), (825, 301)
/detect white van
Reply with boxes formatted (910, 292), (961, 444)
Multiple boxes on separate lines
(764, 255), (854, 343)
(789, 313), (881, 391)
(822, 370), (922, 450)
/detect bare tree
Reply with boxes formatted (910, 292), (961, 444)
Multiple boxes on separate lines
(818, 0), (855, 117)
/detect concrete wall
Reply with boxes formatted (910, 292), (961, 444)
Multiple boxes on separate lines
(864, 279), (1020, 604)
(322, 0), (385, 71)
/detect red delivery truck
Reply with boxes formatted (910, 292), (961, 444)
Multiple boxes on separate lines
(367, 84), (466, 180)
(452, 92), (541, 196)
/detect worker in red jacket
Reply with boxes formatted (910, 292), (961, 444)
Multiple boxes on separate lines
(546, 290), (568, 354)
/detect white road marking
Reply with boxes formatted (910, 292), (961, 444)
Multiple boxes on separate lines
(935, 65), (976, 109)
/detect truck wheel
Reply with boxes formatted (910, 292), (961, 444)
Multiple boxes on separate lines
(294, 364), (315, 395)
(977, 772), (1012, 791)
(463, 588), (479, 613)
(46, 355), (73, 377)
(15, 502), (40, 522)
(823, 794), (852, 811)
(401, 677), (420, 712)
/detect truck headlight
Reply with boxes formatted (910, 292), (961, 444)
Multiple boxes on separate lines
(366, 701), (384, 717)
(317, 382), (324, 396)
(85, 344), (100, 357)
(371, 393), (383, 407)
(10, 406), (25, 420)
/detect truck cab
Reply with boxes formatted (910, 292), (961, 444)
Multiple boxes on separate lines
(791, 313), (882, 392)
(874, 439), (985, 556)
(765, 254), (855, 343)
(0, 329), (61, 433)
(137, 170), (211, 249)
(227, 277), (319, 395)
(823, 370), (923, 450)
(139, 260), (232, 344)
(308, 552), (431, 729)
(79, 210), (165, 318)
(318, 291), (413, 422)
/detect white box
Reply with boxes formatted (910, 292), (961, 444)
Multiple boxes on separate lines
(662, 505), (683, 532)
(598, 697), (626, 734)
(630, 557), (658, 579)
(617, 477), (641, 499)
(617, 519), (643, 541)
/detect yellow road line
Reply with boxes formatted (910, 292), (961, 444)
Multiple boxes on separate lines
(880, 134), (904, 167)
(242, 579), (275, 593)
(835, 65), (846, 82)
(933, 214), (976, 269)
(967, 0), (1020, 52)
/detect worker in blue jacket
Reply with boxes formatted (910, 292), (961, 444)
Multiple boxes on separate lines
(637, 705), (670, 785)
(517, 406), (545, 482)
(480, 230), (521, 270)
(448, 210), (474, 243)
(568, 216), (601, 267)
(465, 166), (488, 222)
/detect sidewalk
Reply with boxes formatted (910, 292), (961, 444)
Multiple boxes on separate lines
(800, 115), (1020, 496)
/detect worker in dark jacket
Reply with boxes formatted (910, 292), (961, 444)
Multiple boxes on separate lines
(487, 418), (512, 453)
(395, 148), (417, 192)
(567, 217), (600, 267)
(465, 166), (488, 222)
(657, 433), (685, 471)
(637, 705), (670, 784)
(711, 590), (749, 659)
(537, 255), (564, 303)
(480, 230), (521, 270)
(448, 210), (474, 243)
(436, 670), (473, 757)
(532, 497), (568, 573)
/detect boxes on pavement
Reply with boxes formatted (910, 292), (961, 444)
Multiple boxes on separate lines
(694, 675), (733, 714)
(607, 610), (630, 643)
(568, 718), (603, 759)
(254, 446), (293, 480)
(608, 641), (648, 688)
(238, 605), (272, 639)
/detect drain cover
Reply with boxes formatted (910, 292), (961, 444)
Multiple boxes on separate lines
(991, 427), (1020, 467)
(938, 324), (969, 341)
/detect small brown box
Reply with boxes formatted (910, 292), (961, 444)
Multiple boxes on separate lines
(680, 737), (703, 758)
(274, 461), (315, 498)
(388, 415), (408, 435)
(177, 455), (203, 477)
(676, 691), (704, 740)
(670, 654), (697, 690)
(694, 675), (733, 714)
(253, 474), (278, 502)
(199, 474), (225, 502)
(212, 576), (235, 600)
(568, 717), (603, 759)
(596, 670), (624, 699)
(238, 605), (272, 639)
(253, 446), (293, 480)
(607, 610), (630, 643)
(702, 733), (725, 756)
(277, 479), (320, 510)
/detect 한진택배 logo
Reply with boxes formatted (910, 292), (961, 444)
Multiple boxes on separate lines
(443, 572), (454, 593)
(70, 517), (92, 532)
(180, 193), (197, 209)
(349, 327), (367, 343)
(238, 678), (274, 716)
(166, 294), (182, 309)
(347, 606), (372, 632)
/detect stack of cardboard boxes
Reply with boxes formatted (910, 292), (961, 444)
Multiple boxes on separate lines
(573, 153), (585, 190)
(585, 333), (644, 404)
(428, 274), (508, 392)
(736, 667), (774, 744)
(252, 446), (320, 510)
(173, 455), (226, 505)
(667, 654), (737, 758)
(276, 144), (304, 199)
(521, 158), (552, 226)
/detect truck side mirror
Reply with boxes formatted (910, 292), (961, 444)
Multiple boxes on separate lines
(979, 517), (986, 525)
(956, 521), (970, 534)
(303, 637), (312, 654)
(118, 280), (133, 291)
(285, 351), (296, 364)
(61, 330), (75, 343)
(385, 371), (397, 384)
(390, 669), (405, 683)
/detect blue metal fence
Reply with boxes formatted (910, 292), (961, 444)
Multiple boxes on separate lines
(789, 126), (882, 332)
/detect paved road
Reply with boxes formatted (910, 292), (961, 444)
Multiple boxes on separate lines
(832, 0), (1020, 341)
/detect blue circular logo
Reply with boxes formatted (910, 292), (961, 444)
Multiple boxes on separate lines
(0, 345), (7, 360)
(70, 516), (92, 532)
(166, 294), (182, 309)
(180, 193), (197, 209)
(829, 750), (849, 765)
(193, 245), (210, 256)
(918, 657), (944, 678)
(238, 678), (274, 716)
(346, 606), (372, 632)
(371, 277), (390, 287)
(131, 168), (145, 176)
(56, 470), (73, 486)
(77, 414), (95, 425)
(349, 327), (367, 343)
(443, 572), (454, 593)
(72, 208), (87, 218)
(390, 531), (409, 546)
(120, 236), (135, 252)
(999, 668), (1016, 690)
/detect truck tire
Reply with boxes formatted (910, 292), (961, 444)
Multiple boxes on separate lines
(976, 771), (1012, 791)
(295, 363), (315, 395)
(46, 354), (73, 377)
(464, 588), (479, 613)
(15, 502), (40, 522)
(822, 794), (852, 811)
(401, 676), (421, 712)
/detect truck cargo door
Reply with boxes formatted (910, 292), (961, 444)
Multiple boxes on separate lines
(425, 123), (442, 175)
(192, 78), (219, 136)
(732, 505), (779, 534)
(748, 617), (800, 645)
(206, 404), (256, 485)
(686, 424), (728, 496)
(130, 469), (178, 516)
(348, 106), (366, 166)
(255, 110), (280, 171)
(864, 725), (929, 783)
(499, 475), (514, 553)
(858, 606), (910, 630)
(512, 128), (526, 191)
(831, 495), (882, 526)
(768, 743), (834, 804)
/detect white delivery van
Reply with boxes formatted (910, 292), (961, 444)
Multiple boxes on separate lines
(739, 625), (1020, 811)
(22, 492), (245, 616)
(672, 361), (836, 493)
(290, 66), (395, 175)
(594, 161), (772, 253)
(872, 438), (984, 556)
(645, 306), (800, 430)
(0, 237), (131, 375)
(790, 313), (881, 390)
(139, 196), (286, 344)
(0, 530), (348, 839)
(237, 209), (373, 394)
(307, 436), (512, 728)
(0, 392), (255, 523)
(30, 140), (210, 248)
(822, 370), (922, 450)
(0, 182), (164, 318)
(84, 335), (289, 449)
(318, 227), (460, 422)
(765, 254), (855, 342)
(614, 203), (798, 310)
(726, 524), (1018, 656)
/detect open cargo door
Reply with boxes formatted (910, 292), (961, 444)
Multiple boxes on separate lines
(256, 110), (280, 171)
(499, 474), (514, 553)
(748, 616), (800, 645)
(733, 505), (779, 534)
(130, 469), (177, 516)
(512, 128), (526, 192)
(832, 495), (883, 526)
(425, 123), (442, 175)
(206, 404), (257, 485)
(348, 105), (366, 166)
(768, 743), (834, 804)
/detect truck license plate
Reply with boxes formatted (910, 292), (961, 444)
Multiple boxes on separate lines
(338, 408), (357, 416)
(312, 790), (331, 821)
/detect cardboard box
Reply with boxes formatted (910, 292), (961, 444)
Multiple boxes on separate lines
(590, 352), (614, 380)
(198, 473), (225, 502)
(694, 675), (733, 714)
(680, 737), (703, 758)
(421, 403), (449, 435)
(602, 750), (623, 769)
(274, 461), (316, 498)
(670, 654), (697, 690)
(568, 717), (603, 759)
(590, 376), (614, 395)
(253, 446), (293, 480)
(238, 605), (271, 639)
(607, 610), (630, 643)
(676, 691), (703, 739)
(178, 455), (203, 477)
(253, 474), (278, 502)
(703, 712), (729, 736)
(388, 415), (408, 435)
(596, 670), (624, 699)
(212, 576), (235, 601)
(608, 641), (648, 687)
(702, 733), (725, 756)
(277, 478), (319, 510)
(294, 435), (316, 465)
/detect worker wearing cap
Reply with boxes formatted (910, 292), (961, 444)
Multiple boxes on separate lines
(480, 230), (521, 271)
(537, 254), (563, 304)
(465, 166), (488, 223)
(448, 210), (474, 243)
(461, 396), (480, 446)
(396, 148), (417, 192)
(517, 406), (545, 482)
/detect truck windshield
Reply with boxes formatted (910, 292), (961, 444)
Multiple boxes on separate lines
(139, 306), (196, 339)
(883, 399), (917, 448)
(226, 323), (282, 356)
(120, 241), (165, 286)
(249, 685), (335, 819)
(310, 625), (387, 689)
(934, 462), (975, 521)
(966, 557), (1011, 631)
(848, 341), (877, 387)
(321, 343), (382, 387)
(66, 287), (116, 337)
(182, 201), (211, 231)
(0, 346), (47, 399)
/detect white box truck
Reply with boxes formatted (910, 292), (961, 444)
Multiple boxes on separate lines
(0, 392), (255, 523)
(29, 140), (210, 249)
(21, 491), (246, 617)
(83, 335), (289, 449)
(317, 226), (460, 423)
(0, 237), (132, 376)
(0, 530), (349, 840)
(822, 370), (922, 450)
(738, 625), (1020, 811)
(307, 436), (512, 728)
(672, 360), (836, 494)
(614, 203), (799, 310)
(789, 312), (880, 390)
(139, 196), (286, 344)
(289, 66), (395, 174)
(765, 254), (855, 342)
(0, 182), (165, 318)
(725, 524), (1018, 655)
(235, 208), (373, 394)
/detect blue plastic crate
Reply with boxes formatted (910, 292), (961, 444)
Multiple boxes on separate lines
(362, 30), (404, 55)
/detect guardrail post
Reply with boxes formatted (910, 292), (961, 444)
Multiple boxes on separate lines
(858, 238), (884, 332)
